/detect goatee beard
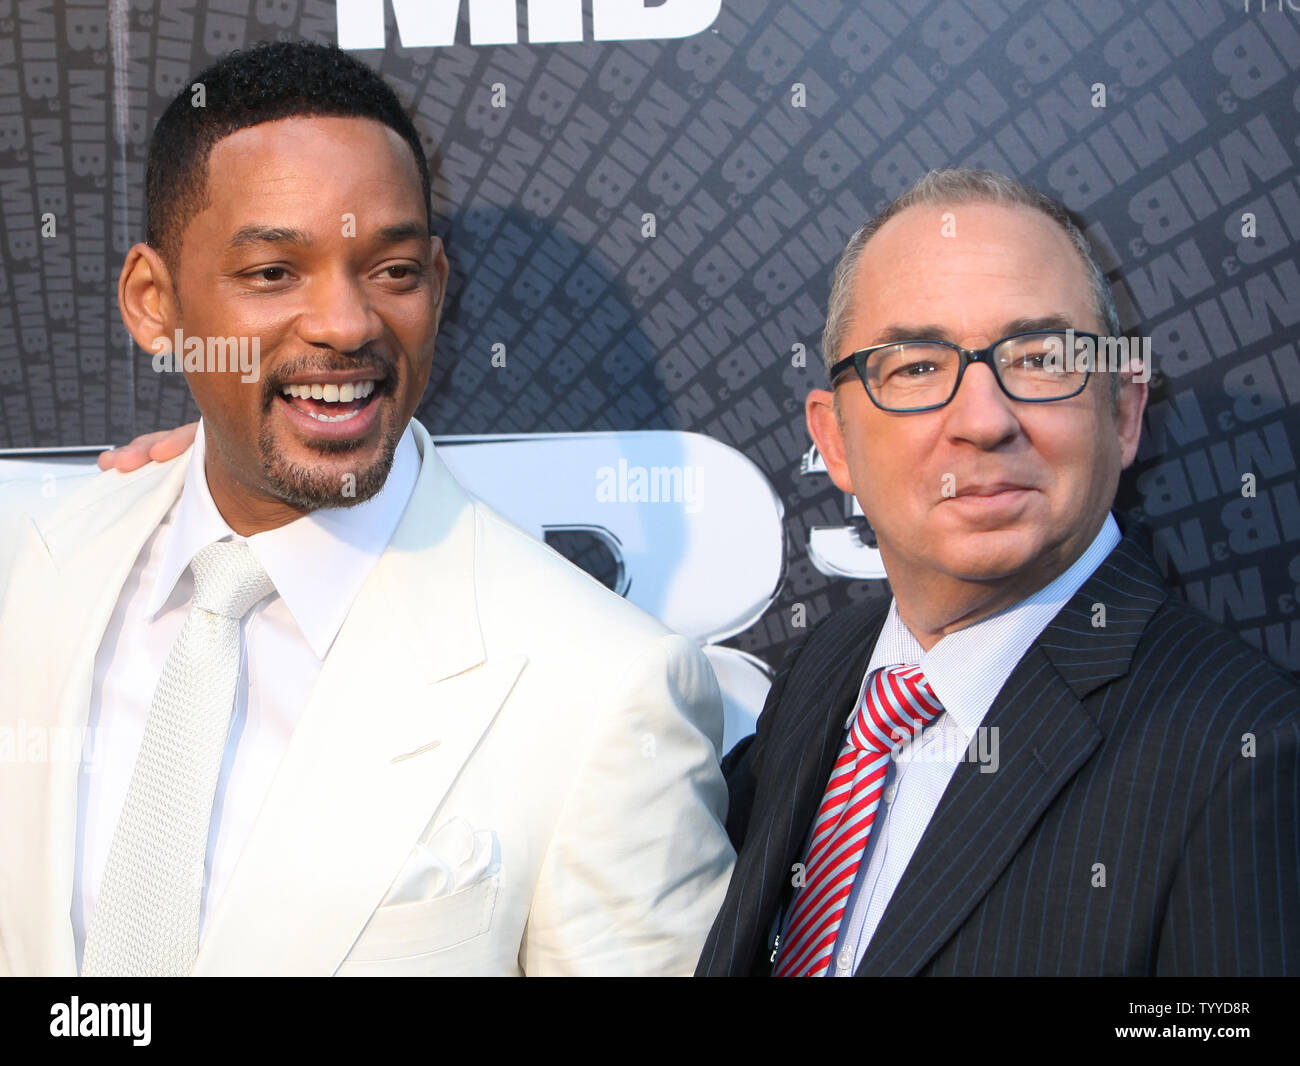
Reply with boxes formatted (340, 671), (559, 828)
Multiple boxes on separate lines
(256, 415), (403, 511)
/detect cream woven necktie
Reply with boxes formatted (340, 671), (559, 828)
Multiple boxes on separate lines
(82, 539), (274, 977)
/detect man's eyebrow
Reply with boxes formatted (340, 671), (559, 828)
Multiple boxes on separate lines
(867, 314), (1079, 346)
(374, 221), (428, 243)
(224, 221), (427, 252)
(1000, 314), (1078, 335)
(227, 225), (312, 250)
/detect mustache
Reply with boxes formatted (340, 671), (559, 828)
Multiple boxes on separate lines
(262, 350), (397, 405)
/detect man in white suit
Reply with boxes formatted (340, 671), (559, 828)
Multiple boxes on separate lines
(0, 40), (733, 976)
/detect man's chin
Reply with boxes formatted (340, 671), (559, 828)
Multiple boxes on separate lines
(270, 458), (393, 510)
(906, 523), (1044, 586)
(258, 420), (399, 511)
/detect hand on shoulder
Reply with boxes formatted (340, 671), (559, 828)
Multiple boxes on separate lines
(97, 422), (198, 472)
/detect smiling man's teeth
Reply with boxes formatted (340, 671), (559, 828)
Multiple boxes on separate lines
(306, 407), (362, 422)
(280, 380), (376, 402)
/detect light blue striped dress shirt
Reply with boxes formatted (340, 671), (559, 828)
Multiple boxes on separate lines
(812, 514), (1121, 976)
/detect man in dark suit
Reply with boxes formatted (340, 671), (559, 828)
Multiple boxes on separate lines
(698, 168), (1300, 977)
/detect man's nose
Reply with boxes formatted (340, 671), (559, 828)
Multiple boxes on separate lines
(297, 270), (383, 353)
(942, 359), (1022, 447)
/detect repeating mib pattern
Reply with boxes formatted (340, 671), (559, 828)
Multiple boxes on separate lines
(81, 540), (274, 976)
(0, 1), (1296, 676)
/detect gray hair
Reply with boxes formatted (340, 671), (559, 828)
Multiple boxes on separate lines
(821, 169), (1122, 390)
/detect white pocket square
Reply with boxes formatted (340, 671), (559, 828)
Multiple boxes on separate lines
(383, 816), (499, 905)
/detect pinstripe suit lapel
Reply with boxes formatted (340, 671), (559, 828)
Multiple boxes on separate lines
(857, 522), (1168, 976)
(713, 604), (886, 974)
(857, 646), (1101, 975)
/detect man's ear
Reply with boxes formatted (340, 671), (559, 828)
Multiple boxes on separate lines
(118, 243), (179, 354)
(428, 235), (449, 330)
(1115, 372), (1148, 470)
(806, 387), (856, 496)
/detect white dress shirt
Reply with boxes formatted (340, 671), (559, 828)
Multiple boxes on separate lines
(816, 514), (1121, 975)
(73, 420), (419, 969)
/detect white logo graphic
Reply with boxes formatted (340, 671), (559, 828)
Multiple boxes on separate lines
(336, 0), (722, 49)
(802, 443), (888, 581)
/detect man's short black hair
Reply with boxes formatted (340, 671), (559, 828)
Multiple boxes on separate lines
(145, 40), (432, 275)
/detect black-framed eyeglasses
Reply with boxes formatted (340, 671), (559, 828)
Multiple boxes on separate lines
(828, 329), (1101, 413)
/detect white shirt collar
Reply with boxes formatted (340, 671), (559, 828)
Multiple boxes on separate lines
(146, 418), (420, 660)
(859, 513), (1122, 740)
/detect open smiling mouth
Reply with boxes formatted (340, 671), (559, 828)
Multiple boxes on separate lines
(277, 379), (381, 423)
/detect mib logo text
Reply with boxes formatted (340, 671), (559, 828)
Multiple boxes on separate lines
(337, 0), (722, 50)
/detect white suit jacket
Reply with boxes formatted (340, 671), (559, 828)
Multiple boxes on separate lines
(0, 421), (734, 975)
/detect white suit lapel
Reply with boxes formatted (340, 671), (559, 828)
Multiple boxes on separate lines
(0, 454), (191, 975)
(193, 424), (525, 975)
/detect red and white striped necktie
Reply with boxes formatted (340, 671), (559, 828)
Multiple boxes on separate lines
(774, 664), (945, 977)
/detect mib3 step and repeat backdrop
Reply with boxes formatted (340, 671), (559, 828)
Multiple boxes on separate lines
(1, 0), (1298, 745)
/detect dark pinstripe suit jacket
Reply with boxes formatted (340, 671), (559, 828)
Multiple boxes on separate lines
(698, 516), (1300, 976)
